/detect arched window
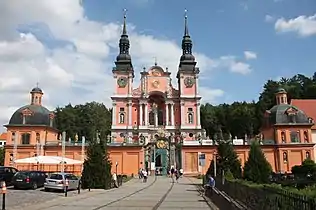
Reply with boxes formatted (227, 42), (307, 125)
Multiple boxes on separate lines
(281, 131), (286, 143)
(21, 133), (31, 144)
(304, 131), (308, 143)
(36, 133), (40, 143)
(188, 113), (193, 124)
(11, 132), (16, 143)
(119, 113), (125, 124)
(306, 151), (310, 159)
(290, 131), (300, 143)
(35, 96), (38, 103)
(283, 152), (288, 162)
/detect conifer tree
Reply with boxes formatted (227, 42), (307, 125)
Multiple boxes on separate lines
(217, 140), (242, 179)
(81, 139), (112, 189)
(243, 141), (272, 183)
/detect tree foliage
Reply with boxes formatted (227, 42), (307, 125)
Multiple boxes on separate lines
(54, 102), (111, 142)
(216, 140), (242, 179)
(292, 159), (316, 180)
(81, 139), (112, 189)
(243, 141), (272, 183)
(0, 148), (4, 166)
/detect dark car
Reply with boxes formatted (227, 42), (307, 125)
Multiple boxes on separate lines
(12, 171), (46, 189)
(0, 166), (18, 185)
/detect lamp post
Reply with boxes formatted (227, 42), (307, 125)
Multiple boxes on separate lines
(213, 151), (217, 178)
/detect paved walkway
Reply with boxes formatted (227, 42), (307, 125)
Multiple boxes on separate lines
(14, 177), (218, 210)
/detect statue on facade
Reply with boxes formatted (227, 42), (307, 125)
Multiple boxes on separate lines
(75, 133), (79, 142)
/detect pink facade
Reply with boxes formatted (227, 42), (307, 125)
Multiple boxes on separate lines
(111, 65), (202, 144)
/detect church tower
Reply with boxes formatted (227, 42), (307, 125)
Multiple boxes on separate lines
(177, 10), (202, 139)
(111, 10), (135, 143)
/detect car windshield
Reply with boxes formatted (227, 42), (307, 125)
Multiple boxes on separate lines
(49, 174), (63, 180)
(14, 172), (29, 179)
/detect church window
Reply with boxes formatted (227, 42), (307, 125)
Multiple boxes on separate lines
(21, 133), (31, 144)
(281, 131), (286, 143)
(36, 133), (40, 143)
(188, 113), (193, 124)
(189, 133), (194, 138)
(290, 131), (300, 143)
(304, 131), (309, 143)
(11, 132), (16, 143)
(283, 152), (288, 162)
(306, 151), (310, 159)
(188, 108), (193, 112)
(119, 113), (125, 124)
(120, 108), (125, 112)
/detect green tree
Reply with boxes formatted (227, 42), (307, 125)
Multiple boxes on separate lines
(0, 148), (4, 165)
(292, 159), (316, 180)
(81, 139), (112, 189)
(243, 141), (272, 183)
(216, 140), (242, 179)
(55, 102), (111, 142)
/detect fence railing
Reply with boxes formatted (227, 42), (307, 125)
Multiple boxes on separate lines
(214, 177), (316, 210)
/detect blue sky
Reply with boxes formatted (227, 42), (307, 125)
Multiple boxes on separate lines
(84, 0), (316, 103)
(0, 0), (316, 127)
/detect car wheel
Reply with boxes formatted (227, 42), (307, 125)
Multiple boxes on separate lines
(32, 182), (37, 190)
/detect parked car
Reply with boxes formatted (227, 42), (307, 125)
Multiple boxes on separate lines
(0, 166), (18, 185)
(44, 173), (79, 191)
(12, 171), (46, 189)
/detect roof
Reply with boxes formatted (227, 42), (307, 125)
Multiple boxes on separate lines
(267, 103), (311, 125)
(291, 99), (316, 129)
(0, 133), (6, 140)
(7, 104), (55, 127)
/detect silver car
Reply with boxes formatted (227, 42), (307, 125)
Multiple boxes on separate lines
(44, 173), (79, 191)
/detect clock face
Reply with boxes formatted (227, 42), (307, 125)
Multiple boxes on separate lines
(152, 80), (160, 88)
(184, 77), (195, 88)
(117, 77), (127, 88)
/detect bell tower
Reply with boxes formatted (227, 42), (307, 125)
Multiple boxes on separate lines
(111, 9), (135, 143)
(177, 10), (202, 139)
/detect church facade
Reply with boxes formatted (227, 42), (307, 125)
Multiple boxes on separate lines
(109, 12), (203, 175)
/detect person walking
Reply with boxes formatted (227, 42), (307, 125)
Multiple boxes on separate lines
(142, 169), (148, 183)
(112, 173), (118, 188)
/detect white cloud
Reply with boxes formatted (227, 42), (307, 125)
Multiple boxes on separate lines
(0, 0), (252, 130)
(275, 14), (316, 37)
(244, 51), (257, 60)
(265, 15), (275, 23)
(217, 56), (252, 75)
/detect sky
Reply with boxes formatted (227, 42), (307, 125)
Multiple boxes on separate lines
(0, 0), (315, 130)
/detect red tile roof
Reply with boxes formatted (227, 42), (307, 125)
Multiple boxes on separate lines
(0, 132), (7, 140)
(291, 99), (316, 129)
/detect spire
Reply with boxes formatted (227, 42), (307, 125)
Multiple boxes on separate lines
(116, 9), (131, 62)
(184, 9), (189, 37)
(115, 9), (133, 74)
(179, 9), (196, 71)
(122, 9), (127, 36)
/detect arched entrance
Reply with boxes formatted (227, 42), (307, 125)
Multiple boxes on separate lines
(154, 137), (169, 175)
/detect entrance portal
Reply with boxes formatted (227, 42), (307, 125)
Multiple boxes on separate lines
(155, 148), (168, 175)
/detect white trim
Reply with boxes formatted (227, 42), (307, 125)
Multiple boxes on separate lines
(181, 125), (201, 129)
(140, 104), (143, 126)
(180, 95), (202, 98)
(171, 104), (175, 126)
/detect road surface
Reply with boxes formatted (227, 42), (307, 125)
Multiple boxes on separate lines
(10, 176), (218, 210)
